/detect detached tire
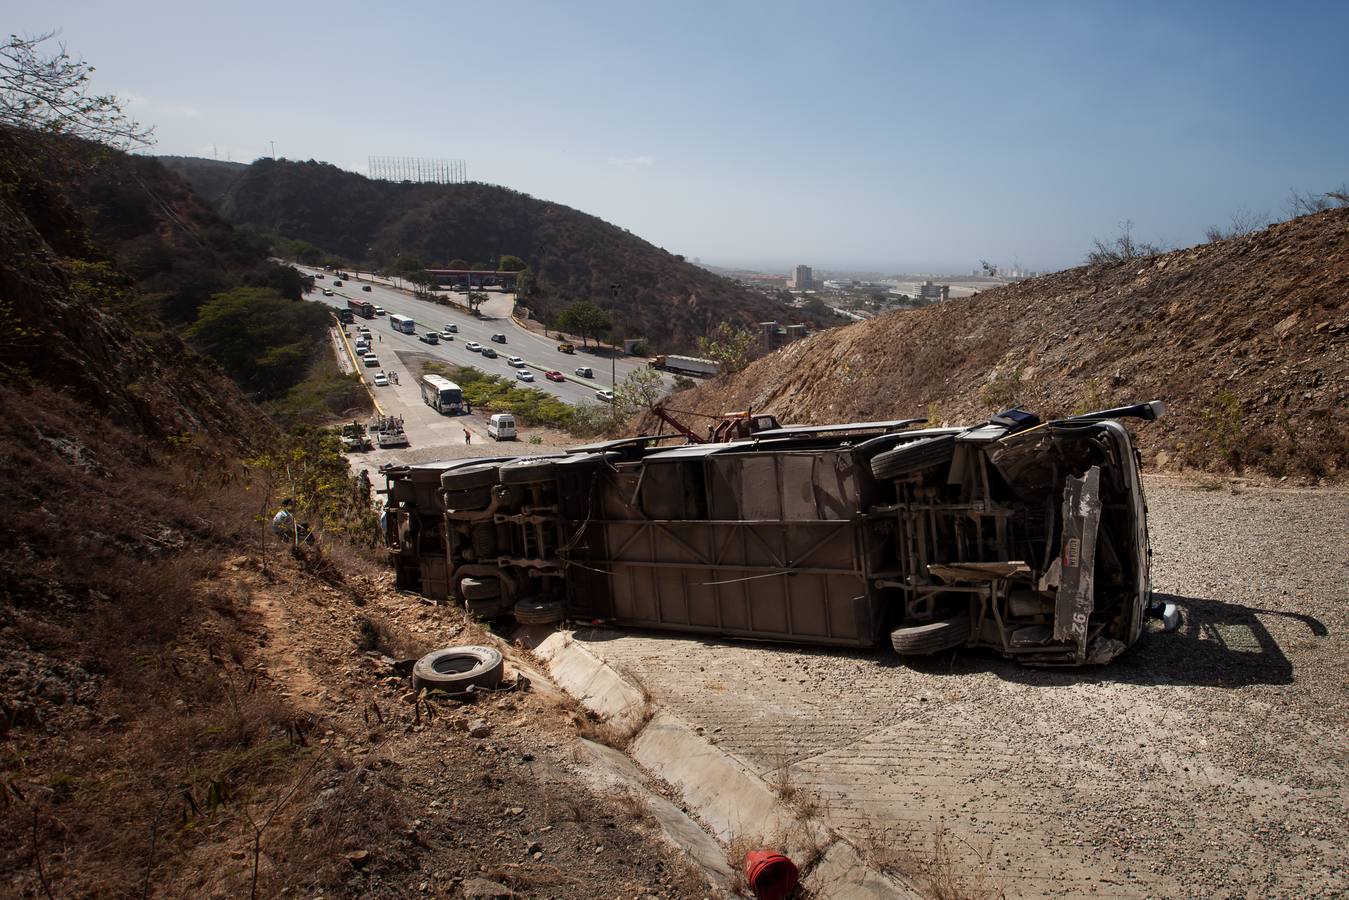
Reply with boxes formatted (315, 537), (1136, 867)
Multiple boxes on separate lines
(411, 646), (504, 692)
(871, 435), (957, 481)
(514, 597), (565, 625)
(442, 463), (501, 492)
(890, 615), (972, 655)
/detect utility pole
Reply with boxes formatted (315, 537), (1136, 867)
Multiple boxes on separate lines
(610, 282), (622, 422)
(270, 140), (276, 159)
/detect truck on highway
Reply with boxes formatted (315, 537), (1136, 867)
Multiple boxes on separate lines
(340, 422), (372, 452)
(650, 354), (719, 377)
(369, 414), (410, 448)
(348, 298), (376, 319)
(337, 308), (355, 324)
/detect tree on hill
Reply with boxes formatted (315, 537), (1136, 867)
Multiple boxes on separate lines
(499, 254), (527, 272)
(697, 321), (757, 374)
(1, 32), (153, 148)
(186, 287), (330, 398)
(448, 258), (469, 270)
(554, 300), (612, 347)
(614, 366), (665, 418)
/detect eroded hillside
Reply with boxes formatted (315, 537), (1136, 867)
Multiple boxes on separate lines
(665, 209), (1349, 479)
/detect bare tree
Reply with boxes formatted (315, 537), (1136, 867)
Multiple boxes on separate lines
(0, 31), (153, 148)
(1086, 219), (1165, 265)
(1204, 207), (1268, 243)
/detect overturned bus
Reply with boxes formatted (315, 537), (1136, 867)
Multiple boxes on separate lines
(381, 402), (1167, 666)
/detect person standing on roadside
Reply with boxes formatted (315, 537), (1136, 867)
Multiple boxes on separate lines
(463, 427), (471, 445)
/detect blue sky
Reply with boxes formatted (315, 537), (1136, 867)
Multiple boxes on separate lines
(11, 1), (1349, 273)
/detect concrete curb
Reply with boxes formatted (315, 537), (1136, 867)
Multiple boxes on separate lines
(530, 629), (921, 899)
(334, 318), (384, 416)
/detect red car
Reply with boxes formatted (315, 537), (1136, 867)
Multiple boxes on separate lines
(544, 370), (565, 382)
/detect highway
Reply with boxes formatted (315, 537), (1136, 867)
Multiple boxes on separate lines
(295, 265), (673, 406)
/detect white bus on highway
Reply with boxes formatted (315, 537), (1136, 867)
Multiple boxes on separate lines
(389, 314), (415, 334)
(420, 374), (469, 415)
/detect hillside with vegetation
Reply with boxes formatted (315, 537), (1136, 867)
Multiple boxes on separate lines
(1, 101), (709, 900)
(160, 156), (823, 351)
(660, 208), (1349, 480)
(155, 154), (248, 207)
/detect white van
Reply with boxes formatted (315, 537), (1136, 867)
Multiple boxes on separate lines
(487, 414), (517, 441)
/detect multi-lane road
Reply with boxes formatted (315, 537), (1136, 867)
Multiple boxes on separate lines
(296, 265), (672, 406)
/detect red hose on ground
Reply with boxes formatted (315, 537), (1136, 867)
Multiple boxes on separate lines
(743, 850), (800, 900)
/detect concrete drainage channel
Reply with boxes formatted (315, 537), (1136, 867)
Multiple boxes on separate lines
(519, 625), (920, 898)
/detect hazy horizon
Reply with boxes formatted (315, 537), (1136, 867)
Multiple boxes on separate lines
(19, 0), (1346, 275)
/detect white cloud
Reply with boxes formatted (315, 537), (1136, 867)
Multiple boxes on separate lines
(161, 104), (203, 119)
(607, 154), (655, 169)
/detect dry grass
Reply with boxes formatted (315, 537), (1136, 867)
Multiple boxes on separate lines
(857, 822), (1006, 900)
(569, 707), (652, 751)
(0, 394), (337, 897)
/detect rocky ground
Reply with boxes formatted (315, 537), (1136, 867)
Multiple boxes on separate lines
(2, 526), (722, 899)
(568, 476), (1349, 898)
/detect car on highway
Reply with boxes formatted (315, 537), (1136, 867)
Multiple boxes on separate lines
(354, 340), (369, 354)
(373, 372), (389, 387)
(374, 307), (386, 316)
(465, 341), (482, 352)
(481, 347), (499, 359)
(322, 289), (334, 297)
(544, 370), (565, 382)
(490, 333), (506, 344)
(439, 330), (455, 341)
(515, 370), (535, 382)
(507, 356), (525, 367)
(333, 280), (343, 287)
(443, 323), (458, 333)
(595, 389), (615, 402)
(575, 366), (594, 378)
(557, 343), (575, 354)
(419, 331), (440, 345)
(315, 273), (325, 280)
(362, 285), (372, 292)
(363, 353), (380, 367)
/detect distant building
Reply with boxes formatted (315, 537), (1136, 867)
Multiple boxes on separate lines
(917, 280), (950, 303)
(759, 320), (810, 352)
(789, 265), (814, 290)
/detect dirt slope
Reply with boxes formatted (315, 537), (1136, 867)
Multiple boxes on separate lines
(1, 132), (719, 897)
(667, 209), (1349, 479)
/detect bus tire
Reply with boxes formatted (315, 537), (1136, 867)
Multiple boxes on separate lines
(871, 435), (957, 481)
(442, 463), (501, 492)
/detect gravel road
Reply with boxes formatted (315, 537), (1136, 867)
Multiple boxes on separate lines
(574, 477), (1349, 897)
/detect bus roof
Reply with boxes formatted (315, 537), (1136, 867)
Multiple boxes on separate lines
(422, 374), (461, 390)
